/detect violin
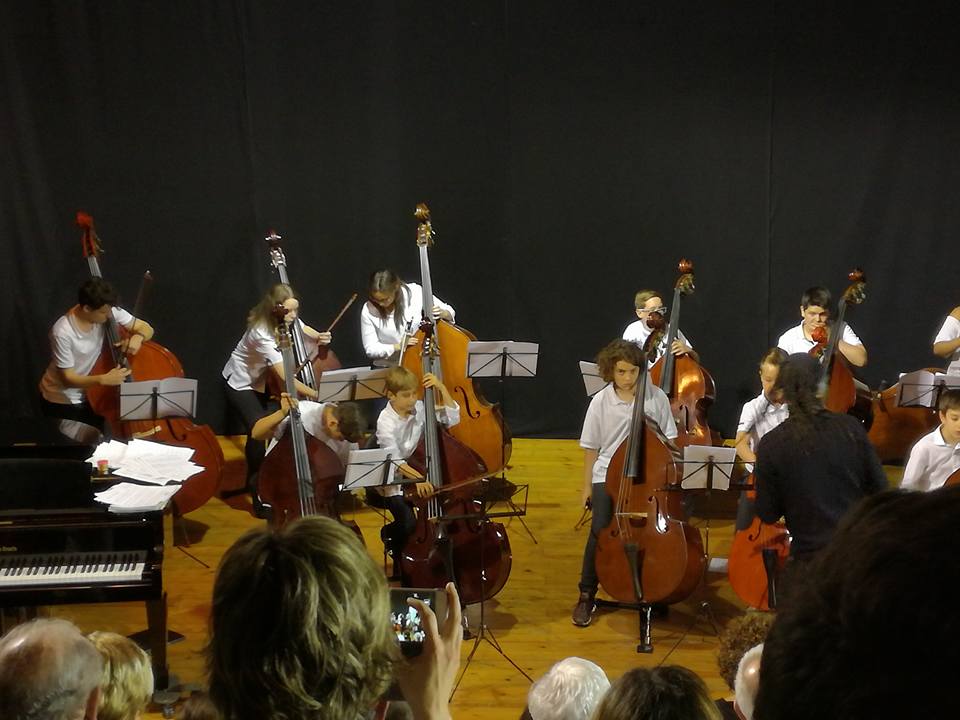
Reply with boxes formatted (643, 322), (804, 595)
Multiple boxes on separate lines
(726, 472), (791, 610)
(400, 203), (511, 475)
(400, 314), (512, 603)
(264, 231), (346, 385)
(648, 260), (719, 447)
(594, 354), (706, 611)
(76, 212), (223, 516)
(256, 306), (362, 538)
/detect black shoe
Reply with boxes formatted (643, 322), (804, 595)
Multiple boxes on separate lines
(572, 591), (596, 627)
(251, 496), (271, 520)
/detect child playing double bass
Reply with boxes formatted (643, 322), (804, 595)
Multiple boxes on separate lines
(776, 286), (867, 367)
(370, 366), (458, 578)
(622, 289), (697, 365)
(900, 389), (960, 492)
(572, 339), (677, 628)
(250, 394), (366, 466)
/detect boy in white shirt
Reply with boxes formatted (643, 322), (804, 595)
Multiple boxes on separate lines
(776, 286), (867, 367)
(622, 289), (697, 366)
(251, 395), (365, 466)
(371, 366), (459, 578)
(39, 278), (154, 433)
(573, 339), (677, 627)
(932, 307), (960, 371)
(901, 389), (960, 491)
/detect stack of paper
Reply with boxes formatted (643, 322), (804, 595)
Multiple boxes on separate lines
(88, 438), (204, 512)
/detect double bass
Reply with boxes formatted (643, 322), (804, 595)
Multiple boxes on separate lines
(647, 260), (718, 447)
(265, 231), (357, 380)
(594, 354), (705, 645)
(256, 306), (361, 538)
(77, 212), (223, 516)
(400, 204), (511, 475)
(811, 269), (869, 418)
(400, 313), (512, 603)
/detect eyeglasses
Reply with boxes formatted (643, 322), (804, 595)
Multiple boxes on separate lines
(642, 306), (667, 316)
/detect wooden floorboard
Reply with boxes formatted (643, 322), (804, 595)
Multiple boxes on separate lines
(45, 437), (905, 719)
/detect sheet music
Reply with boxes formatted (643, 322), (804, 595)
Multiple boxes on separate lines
(315, 366), (390, 402)
(342, 448), (403, 490)
(119, 378), (198, 420)
(579, 361), (608, 397)
(94, 483), (181, 513)
(88, 438), (202, 485)
(896, 370), (960, 408)
(681, 445), (737, 490)
(466, 341), (539, 378)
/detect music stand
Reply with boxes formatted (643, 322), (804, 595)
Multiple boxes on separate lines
(465, 340), (539, 544)
(119, 379), (198, 422)
(315, 366), (390, 403)
(447, 478), (533, 697)
(579, 361), (607, 397)
(896, 370), (960, 408)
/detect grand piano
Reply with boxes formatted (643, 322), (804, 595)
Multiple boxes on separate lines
(0, 418), (168, 687)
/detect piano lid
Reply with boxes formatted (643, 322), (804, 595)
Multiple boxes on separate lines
(0, 416), (100, 461)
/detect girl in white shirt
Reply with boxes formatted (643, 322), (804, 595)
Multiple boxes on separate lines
(360, 269), (455, 364)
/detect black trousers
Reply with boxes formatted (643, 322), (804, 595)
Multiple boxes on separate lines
(40, 397), (105, 434)
(365, 489), (417, 556)
(224, 382), (277, 485)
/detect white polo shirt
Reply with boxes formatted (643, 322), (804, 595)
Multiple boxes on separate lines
(622, 320), (692, 366)
(361, 283), (456, 361)
(934, 314), (960, 371)
(266, 401), (357, 467)
(39, 306), (136, 405)
(777, 322), (862, 355)
(375, 399), (461, 497)
(900, 426), (960, 492)
(737, 392), (790, 452)
(580, 382), (678, 485)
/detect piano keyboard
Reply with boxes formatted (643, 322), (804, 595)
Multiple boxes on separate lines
(0, 551), (147, 587)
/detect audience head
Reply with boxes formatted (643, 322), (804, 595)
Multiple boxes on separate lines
(733, 644), (762, 720)
(0, 618), (103, 720)
(716, 613), (774, 692)
(754, 486), (960, 719)
(180, 691), (219, 720)
(207, 516), (395, 720)
(526, 656), (610, 720)
(591, 665), (721, 720)
(86, 631), (154, 720)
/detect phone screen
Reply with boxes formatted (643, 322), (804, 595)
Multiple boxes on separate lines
(390, 588), (436, 656)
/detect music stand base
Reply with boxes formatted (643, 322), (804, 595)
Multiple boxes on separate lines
(596, 599), (655, 653)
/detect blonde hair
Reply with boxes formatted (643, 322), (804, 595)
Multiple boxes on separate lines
(87, 631), (154, 720)
(591, 666), (721, 720)
(385, 366), (418, 394)
(247, 284), (295, 329)
(633, 289), (660, 309)
(207, 516), (395, 720)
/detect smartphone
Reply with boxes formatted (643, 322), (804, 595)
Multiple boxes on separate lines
(389, 587), (446, 657)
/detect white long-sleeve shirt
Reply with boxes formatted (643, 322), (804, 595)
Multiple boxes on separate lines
(360, 283), (455, 362)
(375, 399), (460, 496)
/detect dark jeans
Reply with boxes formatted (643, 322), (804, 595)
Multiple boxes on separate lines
(40, 397), (105, 434)
(579, 483), (613, 594)
(365, 489), (417, 555)
(224, 382), (277, 485)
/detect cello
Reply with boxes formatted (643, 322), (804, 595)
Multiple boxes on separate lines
(648, 260), (719, 447)
(726, 471), (791, 610)
(866, 375), (939, 464)
(256, 306), (361, 538)
(400, 204), (512, 475)
(594, 352), (705, 644)
(400, 303), (512, 603)
(77, 212), (223, 516)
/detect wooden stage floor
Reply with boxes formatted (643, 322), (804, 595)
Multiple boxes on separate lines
(46, 437), (905, 719)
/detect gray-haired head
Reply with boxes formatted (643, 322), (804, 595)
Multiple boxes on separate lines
(734, 643), (763, 720)
(0, 618), (103, 720)
(527, 656), (610, 720)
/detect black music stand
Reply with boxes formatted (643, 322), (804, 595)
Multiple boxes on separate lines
(314, 366), (390, 403)
(465, 340), (539, 544)
(896, 370), (960, 409)
(673, 445), (738, 638)
(118, 378), (198, 423)
(446, 478), (532, 698)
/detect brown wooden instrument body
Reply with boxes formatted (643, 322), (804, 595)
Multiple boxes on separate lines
(401, 428), (512, 604)
(867, 373), (940, 464)
(85, 324), (223, 517)
(726, 480), (791, 611)
(257, 431), (360, 536)
(401, 320), (512, 475)
(650, 354), (718, 447)
(595, 419), (705, 605)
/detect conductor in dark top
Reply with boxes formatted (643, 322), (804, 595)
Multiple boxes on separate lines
(754, 353), (887, 564)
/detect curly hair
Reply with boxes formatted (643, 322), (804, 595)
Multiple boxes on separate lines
(596, 339), (647, 383)
(716, 613), (775, 691)
(207, 517), (395, 720)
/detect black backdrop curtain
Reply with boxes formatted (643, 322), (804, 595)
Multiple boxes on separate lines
(3, 1), (959, 438)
